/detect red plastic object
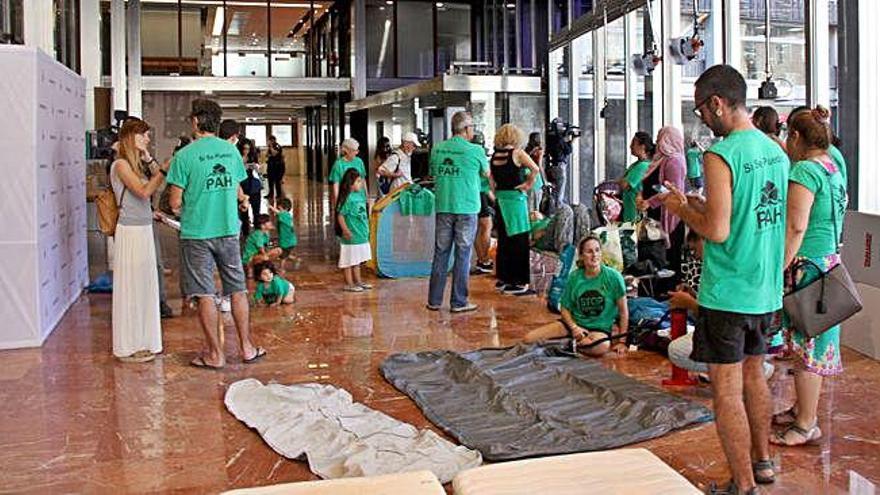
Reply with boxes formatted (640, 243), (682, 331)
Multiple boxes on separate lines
(662, 308), (698, 386)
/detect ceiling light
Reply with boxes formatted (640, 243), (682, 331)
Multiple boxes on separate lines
(435, 2), (444, 6)
(385, 0), (393, 4)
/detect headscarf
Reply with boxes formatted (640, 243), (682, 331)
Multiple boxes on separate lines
(646, 126), (685, 177)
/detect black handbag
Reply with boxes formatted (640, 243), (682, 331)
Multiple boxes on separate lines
(782, 160), (862, 338)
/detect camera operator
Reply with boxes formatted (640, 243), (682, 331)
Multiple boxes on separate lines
(545, 118), (580, 205)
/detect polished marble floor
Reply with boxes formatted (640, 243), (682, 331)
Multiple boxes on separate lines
(1, 178), (878, 494)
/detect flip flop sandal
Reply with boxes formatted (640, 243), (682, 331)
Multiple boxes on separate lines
(190, 356), (223, 370)
(244, 347), (267, 364)
(752, 459), (776, 484)
(771, 423), (822, 446)
(772, 406), (798, 426)
(706, 480), (759, 495)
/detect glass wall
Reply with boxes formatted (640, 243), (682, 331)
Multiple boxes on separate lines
(680, 0), (720, 145)
(551, 0), (567, 34)
(53, 0), (80, 71)
(396, 1), (434, 77)
(366, 0), (395, 78)
(603, 18), (626, 180)
(636, 7), (654, 136)
(112, 0), (337, 78)
(574, 32), (593, 203)
(437, 3), (472, 73)
(740, 0), (807, 109)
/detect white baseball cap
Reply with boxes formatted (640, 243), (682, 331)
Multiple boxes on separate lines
(402, 132), (419, 144)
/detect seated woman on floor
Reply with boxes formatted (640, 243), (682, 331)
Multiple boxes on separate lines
(524, 234), (629, 356)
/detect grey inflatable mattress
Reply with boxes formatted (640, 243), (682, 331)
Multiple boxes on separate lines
(380, 343), (713, 461)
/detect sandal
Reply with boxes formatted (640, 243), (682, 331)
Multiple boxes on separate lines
(772, 405), (797, 426)
(118, 350), (156, 363)
(752, 459), (775, 484)
(343, 285), (364, 293)
(705, 480), (758, 495)
(243, 347), (267, 364)
(770, 422), (822, 446)
(190, 356), (223, 370)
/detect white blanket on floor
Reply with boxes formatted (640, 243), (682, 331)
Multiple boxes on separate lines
(224, 379), (482, 483)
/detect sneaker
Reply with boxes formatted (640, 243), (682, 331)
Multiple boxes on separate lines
(474, 261), (494, 274)
(451, 303), (478, 313)
(495, 280), (506, 289)
(425, 304), (441, 311)
(358, 282), (373, 290)
(343, 285), (365, 293)
(219, 297), (231, 312)
(503, 285), (529, 295)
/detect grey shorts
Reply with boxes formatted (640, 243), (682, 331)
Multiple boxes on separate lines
(691, 306), (774, 364)
(179, 236), (247, 298)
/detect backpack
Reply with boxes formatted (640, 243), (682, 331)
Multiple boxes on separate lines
(95, 185), (125, 237)
(378, 151), (403, 195)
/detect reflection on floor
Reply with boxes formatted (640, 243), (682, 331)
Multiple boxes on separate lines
(1, 177), (878, 494)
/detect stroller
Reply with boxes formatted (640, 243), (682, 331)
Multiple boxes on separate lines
(593, 181), (623, 226)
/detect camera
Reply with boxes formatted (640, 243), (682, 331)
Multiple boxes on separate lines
(546, 118), (580, 166)
(758, 78), (778, 100)
(87, 109), (129, 159)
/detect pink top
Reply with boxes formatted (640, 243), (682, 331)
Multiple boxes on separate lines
(646, 127), (687, 243)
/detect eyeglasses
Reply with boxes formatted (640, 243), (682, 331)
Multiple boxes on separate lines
(692, 94), (716, 119)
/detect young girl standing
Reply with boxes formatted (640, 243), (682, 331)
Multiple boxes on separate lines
(335, 168), (372, 292)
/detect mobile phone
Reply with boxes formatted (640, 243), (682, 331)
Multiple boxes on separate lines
(653, 184), (669, 194)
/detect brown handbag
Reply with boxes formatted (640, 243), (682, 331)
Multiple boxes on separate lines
(782, 160), (862, 338)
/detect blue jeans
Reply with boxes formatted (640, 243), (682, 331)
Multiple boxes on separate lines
(428, 213), (478, 309)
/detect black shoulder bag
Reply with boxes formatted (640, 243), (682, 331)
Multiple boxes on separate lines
(782, 161), (862, 338)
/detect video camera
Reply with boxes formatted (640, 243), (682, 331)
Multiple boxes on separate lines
(87, 109), (129, 160)
(546, 118), (581, 166)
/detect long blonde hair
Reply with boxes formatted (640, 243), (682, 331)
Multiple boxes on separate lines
(117, 118), (151, 178)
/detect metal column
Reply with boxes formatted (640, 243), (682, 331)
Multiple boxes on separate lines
(126, 0), (142, 118)
(806, 0), (830, 107)
(80, 0), (102, 129)
(351, 0), (366, 100)
(110, 0), (127, 113)
(624, 10), (637, 155)
(593, 28), (606, 184)
(661, 0), (681, 129)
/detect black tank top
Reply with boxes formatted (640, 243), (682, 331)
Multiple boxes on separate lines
(491, 148), (524, 191)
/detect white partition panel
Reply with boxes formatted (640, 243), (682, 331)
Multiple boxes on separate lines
(0, 46), (88, 349)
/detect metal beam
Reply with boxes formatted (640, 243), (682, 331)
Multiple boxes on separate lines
(140, 76), (351, 92)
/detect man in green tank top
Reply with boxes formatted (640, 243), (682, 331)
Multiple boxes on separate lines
(661, 66), (787, 495)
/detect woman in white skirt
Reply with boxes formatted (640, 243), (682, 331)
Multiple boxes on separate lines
(334, 168), (373, 292)
(110, 118), (169, 362)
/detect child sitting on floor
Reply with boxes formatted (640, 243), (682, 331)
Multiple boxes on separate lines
(335, 168), (373, 293)
(243, 214), (283, 268)
(269, 198), (299, 269)
(253, 261), (295, 306)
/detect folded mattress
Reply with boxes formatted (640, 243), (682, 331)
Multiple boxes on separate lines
(380, 343), (713, 461)
(225, 379), (482, 482)
(222, 470), (445, 495)
(453, 448), (701, 495)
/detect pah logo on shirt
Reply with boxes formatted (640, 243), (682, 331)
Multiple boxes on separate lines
(206, 163), (233, 190)
(577, 290), (605, 318)
(436, 157), (461, 177)
(754, 181), (783, 230)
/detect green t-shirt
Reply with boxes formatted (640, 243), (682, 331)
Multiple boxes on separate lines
(789, 160), (847, 258)
(621, 160), (651, 223)
(276, 210), (297, 249)
(522, 167), (544, 192)
(686, 147), (703, 179)
(166, 136), (247, 240)
(338, 193), (369, 245)
(699, 129), (789, 314)
(329, 156), (367, 203)
(242, 230), (270, 264)
(828, 144), (848, 187)
(561, 265), (626, 333)
(254, 275), (290, 304)
(430, 136), (489, 214)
